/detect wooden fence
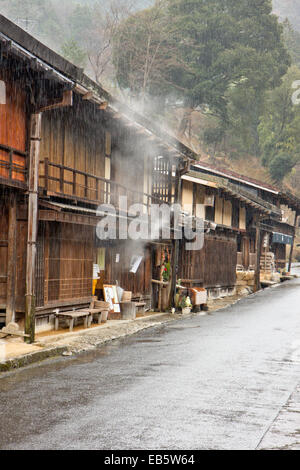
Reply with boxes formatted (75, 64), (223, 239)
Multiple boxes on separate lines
(39, 158), (164, 212)
(0, 143), (27, 183)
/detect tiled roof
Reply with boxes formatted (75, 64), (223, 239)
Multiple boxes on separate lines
(193, 162), (279, 193)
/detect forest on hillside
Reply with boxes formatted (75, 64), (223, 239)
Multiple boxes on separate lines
(1, 0), (300, 192)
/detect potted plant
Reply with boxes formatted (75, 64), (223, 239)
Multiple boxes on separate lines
(162, 261), (170, 282)
(180, 296), (193, 314)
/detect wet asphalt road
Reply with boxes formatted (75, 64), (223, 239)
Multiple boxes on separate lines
(0, 278), (300, 450)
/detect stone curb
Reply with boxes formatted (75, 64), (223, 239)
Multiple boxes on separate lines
(0, 345), (68, 373)
(1, 277), (297, 374)
(35, 312), (175, 345)
(36, 313), (189, 354)
(0, 314), (181, 373)
(2, 280), (289, 373)
(0, 301), (249, 372)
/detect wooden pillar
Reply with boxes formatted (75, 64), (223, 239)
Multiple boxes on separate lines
(254, 217), (261, 292)
(242, 236), (250, 270)
(288, 212), (298, 273)
(170, 170), (182, 309)
(170, 239), (180, 309)
(6, 193), (17, 325)
(25, 113), (42, 343)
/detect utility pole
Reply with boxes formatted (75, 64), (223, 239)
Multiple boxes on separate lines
(25, 113), (42, 343)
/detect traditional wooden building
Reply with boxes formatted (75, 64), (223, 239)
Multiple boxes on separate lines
(180, 162), (300, 296)
(0, 15), (189, 339)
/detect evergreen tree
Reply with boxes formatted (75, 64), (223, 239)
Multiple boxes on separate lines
(259, 66), (300, 181)
(61, 39), (87, 68)
(283, 19), (300, 67)
(168, 0), (290, 121)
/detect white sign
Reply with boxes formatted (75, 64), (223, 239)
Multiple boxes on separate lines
(130, 255), (143, 274)
(93, 264), (100, 279)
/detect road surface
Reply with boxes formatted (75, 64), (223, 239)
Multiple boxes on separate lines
(0, 277), (300, 450)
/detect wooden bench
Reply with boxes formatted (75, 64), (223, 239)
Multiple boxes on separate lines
(86, 299), (110, 324)
(54, 310), (92, 332)
(0, 324), (30, 339)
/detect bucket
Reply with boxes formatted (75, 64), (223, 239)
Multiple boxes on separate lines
(101, 311), (109, 323)
(92, 279), (98, 295)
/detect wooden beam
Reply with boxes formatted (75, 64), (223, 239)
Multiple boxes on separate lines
(39, 90), (73, 113)
(39, 200), (62, 211)
(82, 91), (93, 100)
(6, 193), (17, 325)
(152, 279), (169, 286)
(25, 113), (42, 344)
(99, 101), (108, 110)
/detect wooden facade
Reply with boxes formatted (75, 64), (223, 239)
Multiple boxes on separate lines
(0, 70), (27, 184)
(178, 234), (237, 289)
(184, 164), (300, 288)
(0, 203), (8, 309)
(0, 15), (181, 333)
(36, 222), (95, 307)
(104, 241), (152, 297)
(39, 104), (105, 200)
(179, 170), (285, 291)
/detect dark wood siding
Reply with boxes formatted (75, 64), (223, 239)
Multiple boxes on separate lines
(39, 106), (106, 200)
(179, 244), (205, 284)
(36, 223), (45, 308)
(0, 200), (27, 312)
(179, 235), (237, 288)
(0, 203), (8, 308)
(15, 219), (27, 312)
(0, 72), (26, 182)
(204, 236), (237, 287)
(45, 222), (94, 305)
(105, 242), (152, 296)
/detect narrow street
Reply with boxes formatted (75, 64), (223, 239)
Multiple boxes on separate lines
(0, 278), (300, 450)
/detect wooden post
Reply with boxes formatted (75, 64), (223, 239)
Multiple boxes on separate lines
(170, 170), (182, 309)
(170, 239), (180, 309)
(25, 113), (42, 343)
(288, 212), (298, 273)
(254, 217), (261, 292)
(6, 192), (17, 325)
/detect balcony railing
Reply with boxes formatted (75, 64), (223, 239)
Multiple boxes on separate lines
(0, 143), (27, 184)
(39, 158), (165, 212)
